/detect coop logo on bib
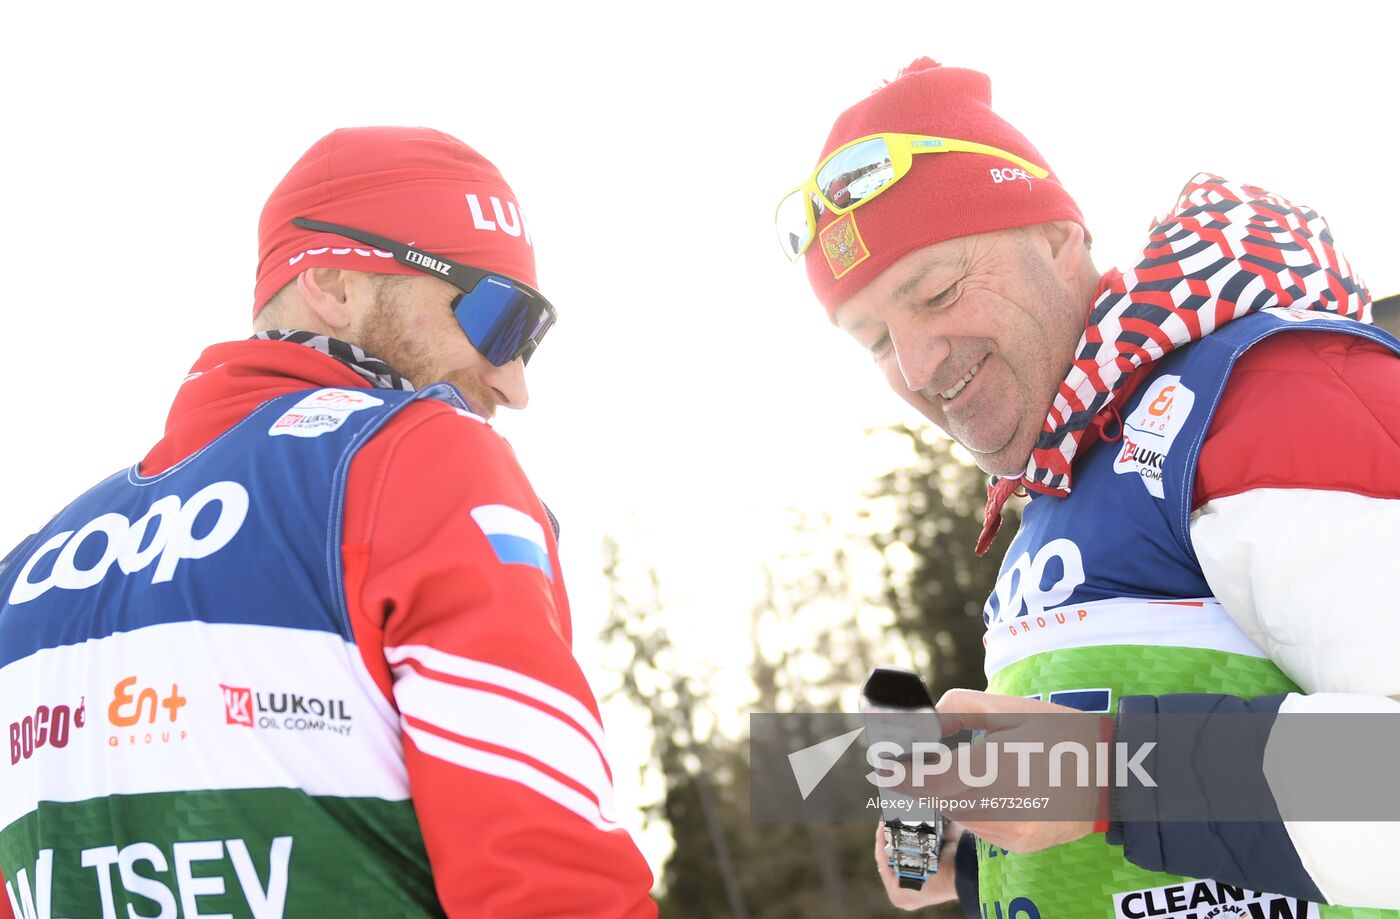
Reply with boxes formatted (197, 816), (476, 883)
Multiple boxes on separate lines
(1113, 879), (1315, 918)
(1113, 375), (1195, 499)
(7, 481), (250, 605)
(983, 538), (1085, 625)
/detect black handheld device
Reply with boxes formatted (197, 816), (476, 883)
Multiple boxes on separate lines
(859, 667), (946, 891)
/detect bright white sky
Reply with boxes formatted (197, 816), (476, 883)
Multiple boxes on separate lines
(3, 0), (1397, 880)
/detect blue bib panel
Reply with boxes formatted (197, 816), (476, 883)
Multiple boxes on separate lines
(976, 309), (1400, 919)
(0, 383), (471, 919)
(0, 383), (469, 663)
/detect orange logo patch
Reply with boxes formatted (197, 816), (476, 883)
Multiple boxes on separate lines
(818, 212), (870, 279)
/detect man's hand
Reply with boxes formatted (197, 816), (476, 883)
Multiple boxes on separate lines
(908, 689), (1103, 854)
(874, 820), (963, 911)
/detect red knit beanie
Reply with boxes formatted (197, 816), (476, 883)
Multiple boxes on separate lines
(804, 59), (1084, 318)
(254, 126), (536, 316)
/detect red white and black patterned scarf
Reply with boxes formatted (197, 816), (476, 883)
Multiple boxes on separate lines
(977, 173), (1370, 553)
(252, 329), (415, 392)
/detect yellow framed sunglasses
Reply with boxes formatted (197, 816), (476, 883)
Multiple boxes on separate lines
(774, 133), (1049, 261)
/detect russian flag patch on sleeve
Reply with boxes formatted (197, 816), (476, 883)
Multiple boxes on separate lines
(469, 504), (554, 580)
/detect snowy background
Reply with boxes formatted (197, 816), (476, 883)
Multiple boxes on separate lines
(3, 0), (1397, 878)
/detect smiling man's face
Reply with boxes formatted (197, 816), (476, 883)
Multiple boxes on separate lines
(833, 223), (1091, 476)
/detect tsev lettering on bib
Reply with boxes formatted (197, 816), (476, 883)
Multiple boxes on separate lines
(5, 837), (293, 919)
(268, 389), (385, 439)
(1113, 375), (1196, 499)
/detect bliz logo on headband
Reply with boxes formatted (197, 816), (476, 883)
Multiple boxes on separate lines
(466, 194), (534, 246)
(406, 250), (452, 276)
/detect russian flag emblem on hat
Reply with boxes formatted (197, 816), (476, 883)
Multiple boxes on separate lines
(470, 504), (553, 580)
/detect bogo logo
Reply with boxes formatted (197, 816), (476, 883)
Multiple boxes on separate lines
(9, 698), (87, 765)
(989, 167), (1034, 188)
(8, 481), (249, 605)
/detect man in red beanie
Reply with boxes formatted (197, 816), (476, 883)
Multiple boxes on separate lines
(782, 60), (1400, 916)
(0, 127), (656, 918)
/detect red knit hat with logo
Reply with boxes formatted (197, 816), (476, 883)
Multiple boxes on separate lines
(254, 126), (536, 316)
(804, 59), (1084, 318)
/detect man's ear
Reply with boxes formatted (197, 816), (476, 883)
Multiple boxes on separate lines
(1039, 220), (1089, 284)
(296, 268), (354, 332)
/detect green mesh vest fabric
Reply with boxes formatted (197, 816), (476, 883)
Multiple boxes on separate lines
(978, 646), (1394, 919)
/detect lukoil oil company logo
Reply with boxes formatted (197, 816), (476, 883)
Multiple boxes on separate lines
(107, 676), (189, 748)
(7, 481), (250, 605)
(222, 685), (255, 727)
(9, 697), (86, 765)
(1113, 376), (1196, 499)
(268, 388), (384, 439)
(220, 685), (353, 737)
